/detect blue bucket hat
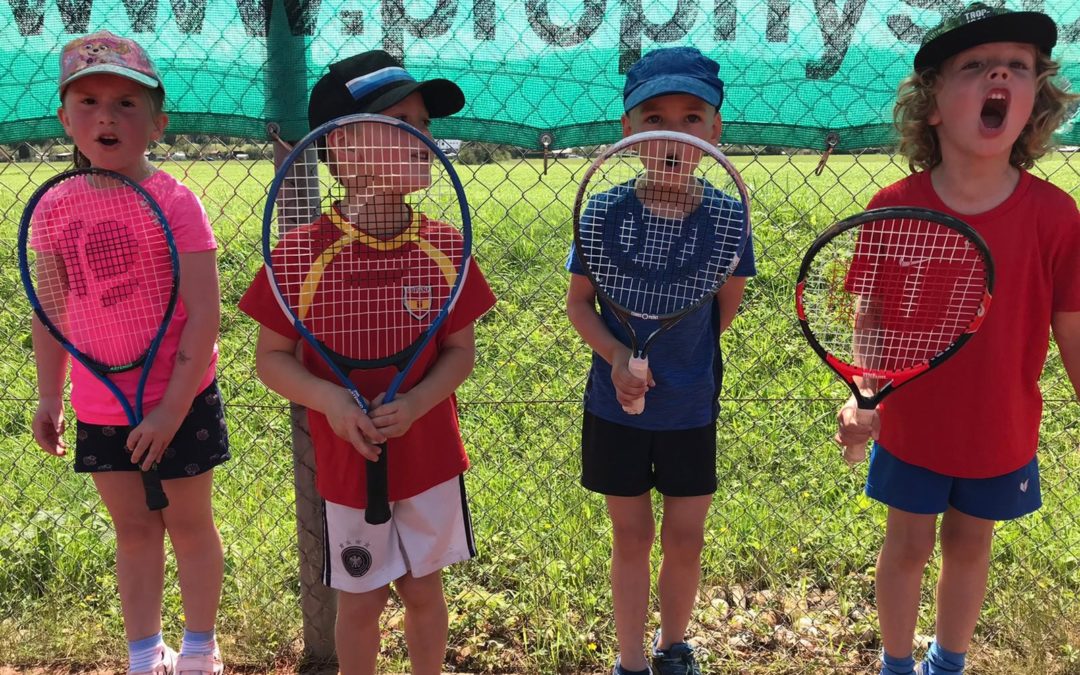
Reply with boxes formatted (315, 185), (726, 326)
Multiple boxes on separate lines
(623, 47), (724, 113)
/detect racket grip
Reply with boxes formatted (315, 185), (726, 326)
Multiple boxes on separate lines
(621, 356), (649, 415)
(141, 469), (168, 511)
(364, 445), (391, 525)
(842, 407), (876, 465)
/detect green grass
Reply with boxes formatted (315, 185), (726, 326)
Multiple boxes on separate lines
(0, 151), (1077, 673)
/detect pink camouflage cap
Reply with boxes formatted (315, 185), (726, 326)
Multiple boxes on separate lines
(59, 30), (162, 93)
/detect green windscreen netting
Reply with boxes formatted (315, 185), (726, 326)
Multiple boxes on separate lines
(5, 0), (1080, 149)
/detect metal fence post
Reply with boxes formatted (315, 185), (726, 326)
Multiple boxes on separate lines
(266, 6), (337, 663)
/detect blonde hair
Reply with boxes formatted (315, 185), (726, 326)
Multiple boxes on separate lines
(894, 51), (1078, 172)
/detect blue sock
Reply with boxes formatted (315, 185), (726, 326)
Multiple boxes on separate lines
(881, 650), (916, 675)
(180, 627), (216, 656)
(922, 641), (965, 674)
(128, 632), (165, 672)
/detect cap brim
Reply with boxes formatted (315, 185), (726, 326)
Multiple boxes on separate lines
(361, 79), (465, 118)
(914, 12), (1057, 71)
(61, 64), (161, 91)
(624, 75), (722, 112)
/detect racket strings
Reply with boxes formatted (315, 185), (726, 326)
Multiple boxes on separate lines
(27, 174), (176, 369)
(803, 217), (989, 376)
(270, 119), (465, 363)
(578, 139), (746, 318)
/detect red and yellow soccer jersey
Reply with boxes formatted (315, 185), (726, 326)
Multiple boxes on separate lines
(240, 208), (496, 507)
(866, 171), (1080, 478)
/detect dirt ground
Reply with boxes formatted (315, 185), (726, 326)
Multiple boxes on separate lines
(0, 668), (345, 674)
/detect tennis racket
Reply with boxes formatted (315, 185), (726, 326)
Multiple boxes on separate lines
(19, 168), (179, 511)
(795, 207), (994, 461)
(572, 130), (750, 414)
(263, 113), (471, 525)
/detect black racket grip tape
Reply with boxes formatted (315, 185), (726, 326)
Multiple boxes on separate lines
(141, 469), (169, 511)
(365, 444), (391, 524)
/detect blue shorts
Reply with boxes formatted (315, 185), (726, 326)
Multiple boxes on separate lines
(865, 443), (1040, 521)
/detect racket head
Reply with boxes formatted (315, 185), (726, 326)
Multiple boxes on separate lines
(572, 130), (750, 323)
(795, 206), (995, 407)
(262, 113), (472, 403)
(18, 168), (180, 377)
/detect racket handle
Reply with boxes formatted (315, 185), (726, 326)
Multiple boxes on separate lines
(364, 444), (391, 525)
(842, 407), (876, 465)
(621, 356), (649, 415)
(141, 469), (168, 511)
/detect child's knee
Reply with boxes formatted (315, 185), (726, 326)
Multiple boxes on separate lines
(611, 521), (655, 554)
(939, 521), (994, 562)
(112, 514), (166, 550)
(660, 526), (705, 558)
(339, 586), (391, 626)
(881, 532), (935, 569)
(394, 573), (447, 613)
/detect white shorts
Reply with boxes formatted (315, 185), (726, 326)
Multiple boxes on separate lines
(322, 474), (476, 593)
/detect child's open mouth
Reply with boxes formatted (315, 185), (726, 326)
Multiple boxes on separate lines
(664, 153), (680, 170)
(96, 135), (119, 147)
(980, 90), (1009, 130)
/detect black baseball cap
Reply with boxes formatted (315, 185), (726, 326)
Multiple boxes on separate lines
(914, 2), (1056, 72)
(308, 50), (465, 130)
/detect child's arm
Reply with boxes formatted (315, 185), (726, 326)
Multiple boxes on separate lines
(368, 323), (477, 438)
(128, 251), (220, 469)
(31, 313), (70, 456)
(565, 273), (651, 408)
(254, 326), (385, 460)
(833, 294), (882, 462)
(1052, 310), (1080, 397)
(716, 276), (748, 333)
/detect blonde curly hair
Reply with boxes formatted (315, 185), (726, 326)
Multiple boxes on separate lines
(894, 50), (1077, 172)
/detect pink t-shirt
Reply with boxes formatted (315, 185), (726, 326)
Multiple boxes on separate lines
(33, 170), (218, 424)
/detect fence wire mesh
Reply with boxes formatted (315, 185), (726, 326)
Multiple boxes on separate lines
(1, 135), (1077, 674)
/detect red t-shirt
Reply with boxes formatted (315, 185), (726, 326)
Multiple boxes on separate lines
(239, 209), (496, 507)
(866, 170), (1080, 477)
(842, 216), (989, 374)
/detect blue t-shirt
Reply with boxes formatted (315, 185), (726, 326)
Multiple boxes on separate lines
(567, 182), (756, 430)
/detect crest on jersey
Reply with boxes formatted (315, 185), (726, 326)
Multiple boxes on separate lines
(403, 285), (432, 320)
(340, 545), (372, 577)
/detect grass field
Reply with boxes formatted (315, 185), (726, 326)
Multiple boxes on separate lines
(0, 150), (1077, 674)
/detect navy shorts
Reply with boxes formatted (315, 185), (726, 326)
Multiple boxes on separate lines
(74, 380), (230, 480)
(865, 443), (1040, 521)
(580, 410), (717, 497)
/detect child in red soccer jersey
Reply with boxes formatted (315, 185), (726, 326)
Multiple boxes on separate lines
(239, 51), (495, 675)
(836, 5), (1080, 674)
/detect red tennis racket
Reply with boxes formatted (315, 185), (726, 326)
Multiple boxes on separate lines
(795, 207), (994, 461)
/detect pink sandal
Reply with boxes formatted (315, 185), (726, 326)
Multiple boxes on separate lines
(176, 645), (224, 675)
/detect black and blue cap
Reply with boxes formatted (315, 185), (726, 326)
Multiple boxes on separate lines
(623, 47), (724, 113)
(308, 50), (465, 130)
(914, 2), (1056, 72)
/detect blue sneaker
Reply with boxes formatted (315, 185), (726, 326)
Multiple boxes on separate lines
(613, 655), (653, 675)
(650, 631), (701, 675)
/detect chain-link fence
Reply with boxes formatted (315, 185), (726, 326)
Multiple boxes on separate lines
(1, 136), (1077, 674)
(2, 2), (1080, 672)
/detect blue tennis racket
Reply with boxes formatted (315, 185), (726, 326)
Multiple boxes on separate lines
(19, 168), (179, 511)
(572, 131), (750, 414)
(263, 113), (472, 524)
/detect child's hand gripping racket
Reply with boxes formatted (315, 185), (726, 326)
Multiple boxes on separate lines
(263, 113), (471, 525)
(572, 130), (750, 413)
(19, 168), (180, 511)
(795, 207), (995, 463)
